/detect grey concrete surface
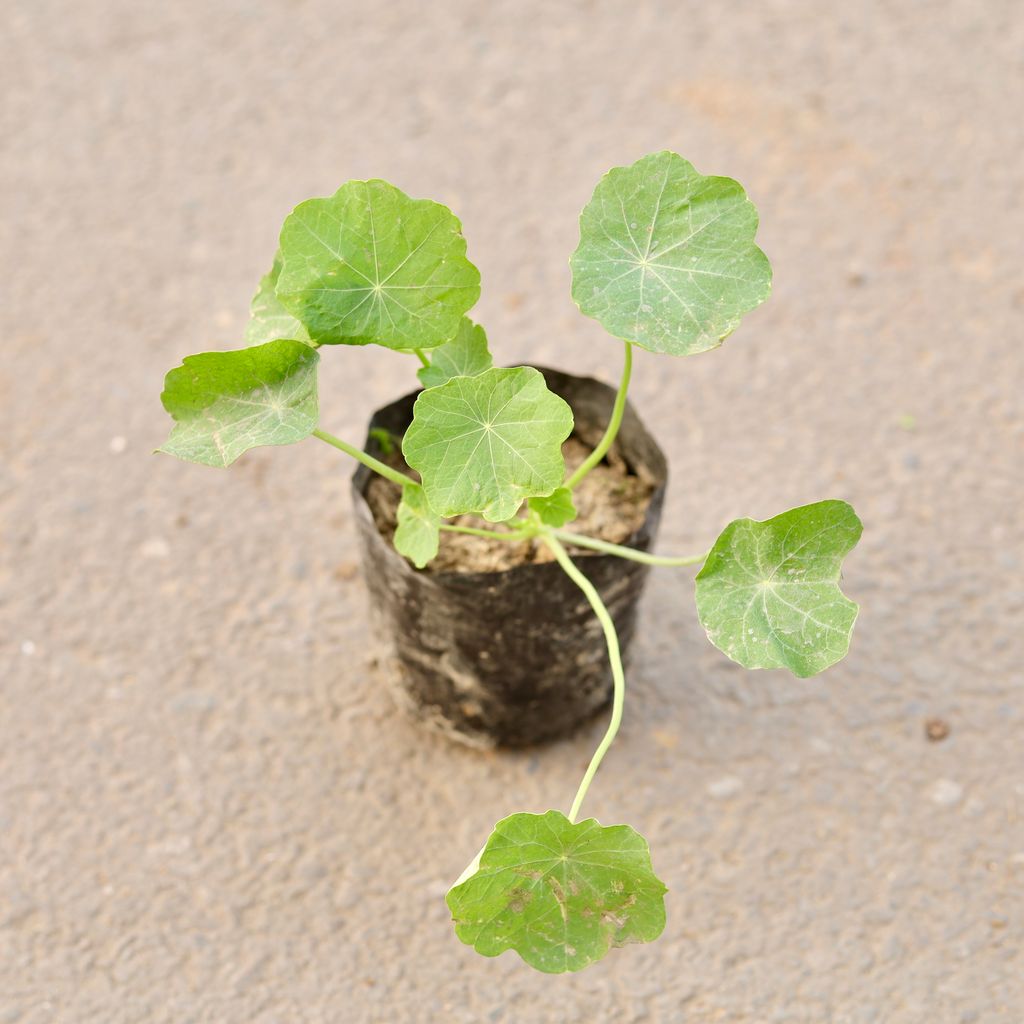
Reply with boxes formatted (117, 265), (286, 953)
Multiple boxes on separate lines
(2, 2), (1022, 1021)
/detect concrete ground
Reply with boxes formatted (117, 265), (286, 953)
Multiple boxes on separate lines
(2, 2), (1022, 1021)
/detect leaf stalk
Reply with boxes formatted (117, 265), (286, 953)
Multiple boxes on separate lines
(311, 427), (417, 489)
(564, 341), (633, 489)
(553, 530), (707, 567)
(542, 534), (626, 823)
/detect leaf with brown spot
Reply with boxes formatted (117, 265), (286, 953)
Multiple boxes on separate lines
(446, 810), (666, 974)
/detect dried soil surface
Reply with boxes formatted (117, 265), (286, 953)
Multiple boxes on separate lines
(365, 436), (655, 572)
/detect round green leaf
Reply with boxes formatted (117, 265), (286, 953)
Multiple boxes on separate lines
(447, 810), (667, 974)
(244, 252), (315, 348)
(570, 150), (771, 356)
(695, 500), (863, 677)
(276, 179), (480, 350)
(158, 339), (318, 467)
(393, 484), (440, 569)
(528, 487), (577, 527)
(417, 317), (492, 388)
(402, 366), (573, 522)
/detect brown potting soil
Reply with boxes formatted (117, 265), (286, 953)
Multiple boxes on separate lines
(365, 435), (656, 573)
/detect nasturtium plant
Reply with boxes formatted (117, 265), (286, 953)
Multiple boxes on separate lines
(156, 152), (863, 973)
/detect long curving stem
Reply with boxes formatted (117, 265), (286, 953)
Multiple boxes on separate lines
(552, 529), (708, 567)
(543, 534), (626, 823)
(311, 427), (417, 489)
(564, 341), (633, 489)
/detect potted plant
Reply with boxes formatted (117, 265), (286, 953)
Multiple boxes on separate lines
(156, 150), (863, 973)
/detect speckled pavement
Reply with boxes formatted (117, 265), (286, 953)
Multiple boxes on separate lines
(2, 2), (1022, 1021)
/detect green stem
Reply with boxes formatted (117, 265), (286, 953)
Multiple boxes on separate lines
(543, 534), (625, 823)
(564, 341), (633, 489)
(414, 348), (430, 368)
(553, 530), (708, 567)
(439, 523), (530, 541)
(311, 428), (417, 489)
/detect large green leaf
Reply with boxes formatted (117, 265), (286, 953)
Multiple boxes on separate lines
(402, 367), (573, 522)
(570, 150), (771, 357)
(695, 500), (862, 677)
(417, 317), (492, 388)
(447, 810), (667, 974)
(393, 484), (440, 569)
(244, 252), (315, 348)
(158, 339), (318, 467)
(276, 179), (480, 350)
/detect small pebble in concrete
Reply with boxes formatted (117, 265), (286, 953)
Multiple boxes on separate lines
(21, 640), (36, 656)
(139, 537), (171, 559)
(925, 717), (951, 742)
(109, 435), (127, 453)
(928, 779), (964, 806)
(707, 775), (743, 799)
(651, 727), (679, 750)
